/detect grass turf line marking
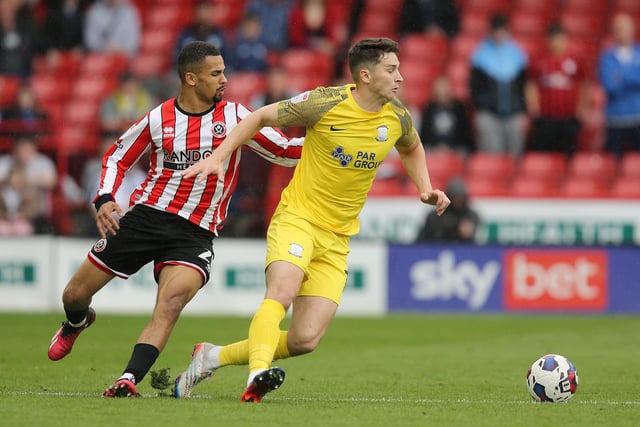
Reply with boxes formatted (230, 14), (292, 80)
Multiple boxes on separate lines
(3, 390), (640, 406)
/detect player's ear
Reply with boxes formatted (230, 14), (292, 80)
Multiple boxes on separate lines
(185, 71), (197, 86)
(359, 68), (371, 84)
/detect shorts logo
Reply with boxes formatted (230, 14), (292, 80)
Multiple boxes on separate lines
(376, 125), (388, 142)
(212, 121), (226, 137)
(288, 243), (304, 258)
(93, 239), (107, 253)
(332, 146), (353, 167)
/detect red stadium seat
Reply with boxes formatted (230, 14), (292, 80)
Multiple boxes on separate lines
(450, 34), (481, 61)
(459, 12), (490, 37)
(79, 52), (129, 76)
(397, 60), (441, 108)
(619, 152), (640, 179)
(364, 0), (404, 14)
(140, 28), (176, 55)
(281, 49), (333, 80)
(0, 74), (21, 108)
(71, 75), (118, 102)
(359, 10), (399, 37)
(558, 176), (609, 198)
(466, 152), (517, 180)
(32, 51), (81, 78)
(566, 151), (616, 182)
(369, 178), (413, 196)
(559, 12), (606, 38)
(512, 0), (558, 14)
(223, 72), (266, 108)
(425, 151), (466, 187)
(519, 152), (567, 184)
(613, 0), (640, 14)
(400, 34), (450, 65)
(510, 176), (558, 197)
(445, 58), (471, 100)
(29, 74), (72, 105)
(465, 176), (510, 197)
(611, 177), (640, 198)
(64, 100), (101, 128)
(463, 0), (510, 14)
(562, 0), (609, 14)
(510, 11), (552, 37)
(131, 52), (170, 78)
(214, 0), (247, 32)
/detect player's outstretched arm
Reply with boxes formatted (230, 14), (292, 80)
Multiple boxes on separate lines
(396, 135), (450, 216)
(182, 103), (281, 182)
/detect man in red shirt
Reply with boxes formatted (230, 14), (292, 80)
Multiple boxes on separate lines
(526, 24), (590, 155)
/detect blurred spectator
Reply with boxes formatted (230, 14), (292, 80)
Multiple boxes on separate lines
(173, 1), (226, 66)
(415, 177), (479, 243)
(470, 14), (528, 157)
(420, 76), (473, 154)
(250, 65), (295, 109)
(0, 0), (38, 77)
(84, 0), (141, 58)
(0, 165), (39, 236)
(247, 0), (293, 52)
(598, 13), (640, 157)
(1, 84), (48, 134)
(288, 0), (333, 54)
(526, 24), (589, 156)
(100, 71), (155, 133)
(81, 132), (146, 236)
(0, 135), (56, 232)
(400, 0), (459, 38)
(230, 12), (268, 72)
(39, 0), (88, 54)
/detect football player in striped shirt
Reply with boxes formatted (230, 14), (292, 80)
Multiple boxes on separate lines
(47, 41), (303, 398)
(173, 38), (450, 402)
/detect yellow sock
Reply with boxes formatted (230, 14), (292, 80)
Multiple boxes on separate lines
(247, 299), (286, 372)
(218, 331), (290, 367)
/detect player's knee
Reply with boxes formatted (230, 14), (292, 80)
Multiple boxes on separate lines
(288, 334), (321, 356)
(62, 280), (90, 306)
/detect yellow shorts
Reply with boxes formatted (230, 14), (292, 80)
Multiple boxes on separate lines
(265, 206), (350, 304)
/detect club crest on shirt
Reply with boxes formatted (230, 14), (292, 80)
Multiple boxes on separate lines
(376, 125), (388, 142)
(212, 121), (226, 137)
(288, 243), (304, 258)
(93, 238), (107, 253)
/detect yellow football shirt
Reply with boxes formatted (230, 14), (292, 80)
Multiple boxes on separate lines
(276, 84), (417, 236)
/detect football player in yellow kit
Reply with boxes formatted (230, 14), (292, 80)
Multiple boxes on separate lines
(174, 37), (450, 402)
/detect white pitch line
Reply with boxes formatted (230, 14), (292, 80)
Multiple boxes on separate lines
(2, 391), (639, 406)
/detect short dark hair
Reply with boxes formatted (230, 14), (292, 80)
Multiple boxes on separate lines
(347, 37), (400, 81)
(177, 41), (221, 83)
(490, 14), (509, 30)
(547, 22), (565, 37)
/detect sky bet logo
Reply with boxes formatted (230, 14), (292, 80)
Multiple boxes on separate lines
(332, 147), (382, 169)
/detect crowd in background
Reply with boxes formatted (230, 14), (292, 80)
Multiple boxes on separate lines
(1, 0), (640, 239)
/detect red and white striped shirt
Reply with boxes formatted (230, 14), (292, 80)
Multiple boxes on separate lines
(96, 98), (303, 234)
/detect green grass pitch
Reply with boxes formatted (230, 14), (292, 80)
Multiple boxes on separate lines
(0, 313), (638, 426)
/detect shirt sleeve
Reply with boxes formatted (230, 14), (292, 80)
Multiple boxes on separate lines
(237, 103), (303, 167)
(94, 114), (151, 202)
(276, 86), (346, 128)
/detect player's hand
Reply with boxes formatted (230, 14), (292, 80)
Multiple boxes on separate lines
(182, 153), (224, 183)
(95, 201), (123, 238)
(420, 189), (450, 216)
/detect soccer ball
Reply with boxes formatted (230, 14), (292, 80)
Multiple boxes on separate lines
(526, 354), (579, 402)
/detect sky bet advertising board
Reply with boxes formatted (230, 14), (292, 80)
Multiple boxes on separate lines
(387, 245), (639, 313)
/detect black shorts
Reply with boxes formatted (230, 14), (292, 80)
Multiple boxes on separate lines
(88, 204), (215, 285)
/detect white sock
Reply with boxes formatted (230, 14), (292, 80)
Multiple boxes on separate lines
(206, 345), (222, 370)
(68, 317), (87, 328)
(118, 373), (136, 384)
(247, 369), (266, 387)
